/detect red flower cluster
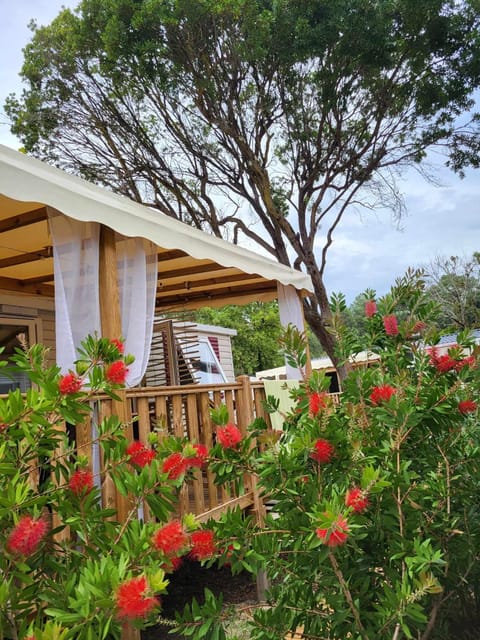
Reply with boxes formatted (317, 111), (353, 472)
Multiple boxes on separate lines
(110, 338), (124, 354)
(116, 575), (159, 620)
(186, 443), (208, 468)
(152, 520), (189, 556)
(458, 400), (477, 415)
(106, 360), (128, 385)
(370, 384), (397, 406)
(365, 300), (377, 317)
(216, 423), (242, 449)
(7, 515), (48, 556)
(345, 487), (369, 513)
(58, 373), (82, 395)
(428, 347), (476, 373)
(433, 354), (458, 373)
(316, 515), (349, 547)
(190, 529), (216, 560)
(383, 314), (399, 336)
(68, 469), (94, 496)
(162, 452), (188, 479)
(127, 441), (156, 468)
(309, 392), (328, 416)
(310, 438), (334, 464)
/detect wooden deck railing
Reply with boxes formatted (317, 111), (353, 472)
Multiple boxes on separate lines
(74, 376), (272, 524)
(9, 379), (342, 526)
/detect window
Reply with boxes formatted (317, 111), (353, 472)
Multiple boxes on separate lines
(193, 339), (228, 384)
(0, 318), (38, 393)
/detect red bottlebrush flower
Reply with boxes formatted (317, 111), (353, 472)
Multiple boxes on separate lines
(127, 441), (156, 468)
(310, 438), (334, 464)
(434, 355), (458, 373)
(58, 373), (82, 395)
(186, 443), (208, 468)
(345, 487), (369, 513)
(162, 555), (184, 574)
(412, 321), (427, 334)
(116, 575), (159, 620)
(7, 515), (48, 556)
(383, 314), (399, 336)
(370, 384), (397, 406)
(190, 529), (216, 561)
(458, 400), (477, 415)
(216, 423), (242, 449)
(68, 469), (94, 496)
(162, 452), (188, 479)
(110, 338), (124, 354)
(316, 515), (349, 547)
(365, 300), (377, 318)
(152, 520), (189, 556)
(457, 355), (476, 370)
(309, 392), (328, 416)
(106, 360), (128, 385)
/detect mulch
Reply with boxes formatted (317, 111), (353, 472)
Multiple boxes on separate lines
(142, 559), (258, 640)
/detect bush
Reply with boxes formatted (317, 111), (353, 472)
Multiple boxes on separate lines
(2, 272), (479, 640)
(0, 336), (215, 639)
(176, 272), (480, 640)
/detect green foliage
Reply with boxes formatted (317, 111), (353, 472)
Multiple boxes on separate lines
(0, 336), (214, 639)
(176, 274), (480, 640)
(7, 0), (480, 367)
(424, 252), (480, 331)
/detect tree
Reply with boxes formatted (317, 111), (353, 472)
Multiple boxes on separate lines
(6, 0), (480, 377)
(424, 252), (480, 330)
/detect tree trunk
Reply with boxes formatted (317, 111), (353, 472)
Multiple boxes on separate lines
(302, 270), (351, 385)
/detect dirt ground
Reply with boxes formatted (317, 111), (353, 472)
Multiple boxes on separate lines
(142, 559), (257, 640)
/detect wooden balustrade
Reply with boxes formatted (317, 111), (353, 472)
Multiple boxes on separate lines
(79, 376), (272, 524)
(10, 380), (342, 526)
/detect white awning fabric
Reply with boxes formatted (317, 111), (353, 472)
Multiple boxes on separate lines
(0, 144), (312, 310)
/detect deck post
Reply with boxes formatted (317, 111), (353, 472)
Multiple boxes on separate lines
(99, 226), (139, 640)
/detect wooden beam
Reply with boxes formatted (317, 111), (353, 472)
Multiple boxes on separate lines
(158, 261), (225, 280)
(156, 280), (277, 307)
(98, 226), (140, 640)
(157, 248), (188, 262)
(0, 207), (47, 233)
(0, 247), (52, 269)
(157, 272), (263, 294)
(0, 275), (54, 297)
(18, 274), (54, 286)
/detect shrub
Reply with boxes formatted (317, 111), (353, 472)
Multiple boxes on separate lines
(176, 272), (480, 640)
(0, 335), (213, 639)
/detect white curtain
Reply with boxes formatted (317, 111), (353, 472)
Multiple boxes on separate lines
(277, 283), (305, 380)
(116, 236), (158, 386)
(49, 212), (157, 386)
(48, 210), (101, 374)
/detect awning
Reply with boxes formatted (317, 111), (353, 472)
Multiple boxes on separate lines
(0, 144), (312, 310)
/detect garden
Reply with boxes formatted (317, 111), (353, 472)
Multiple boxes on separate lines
(0, 272), (479, 640)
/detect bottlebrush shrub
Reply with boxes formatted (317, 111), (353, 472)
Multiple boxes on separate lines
(0, 335), (213, 640)
(176, 273), (480, 640)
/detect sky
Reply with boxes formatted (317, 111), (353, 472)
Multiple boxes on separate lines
(1, 1), (479, 304)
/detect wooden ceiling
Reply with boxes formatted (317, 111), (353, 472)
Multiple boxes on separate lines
(0, 195), (280, 311)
